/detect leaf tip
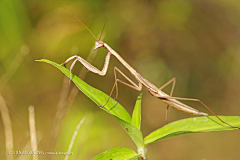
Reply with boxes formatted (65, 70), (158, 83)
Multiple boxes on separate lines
(35, 59), (47, 62)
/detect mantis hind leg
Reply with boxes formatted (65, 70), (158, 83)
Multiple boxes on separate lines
(159, 77), (176, 124)
(155, 94), (240, 129)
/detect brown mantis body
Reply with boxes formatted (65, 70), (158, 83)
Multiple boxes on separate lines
(61, 7), (239, 129)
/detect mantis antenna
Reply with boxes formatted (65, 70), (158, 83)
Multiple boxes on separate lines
(99, 21), (107, 41)
(61, 6), (97, 40)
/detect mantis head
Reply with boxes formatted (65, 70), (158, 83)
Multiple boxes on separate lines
(94, 21), (106, 51)
(94, 40), (104, 50)
(93, 21), (106, 50)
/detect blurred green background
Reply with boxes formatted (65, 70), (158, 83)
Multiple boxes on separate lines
(1, 0), (240, 159)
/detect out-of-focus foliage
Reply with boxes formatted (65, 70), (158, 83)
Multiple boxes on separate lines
(1, 0), (240, 160)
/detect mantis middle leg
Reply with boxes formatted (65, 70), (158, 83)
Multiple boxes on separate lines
(159, 77), (176, 124)
(101, 67), (142, 107)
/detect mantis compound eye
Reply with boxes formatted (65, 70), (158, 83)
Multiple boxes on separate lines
(94, 40), (104, 50)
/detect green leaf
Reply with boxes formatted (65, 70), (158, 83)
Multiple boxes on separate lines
(36, 59), (144, 149)
(113, 115), (144, 149)
(131, 93), (142, 130)
(91, 148), (141, 160)
(144, 116), (240, 146)
(37, 59), (131, 122)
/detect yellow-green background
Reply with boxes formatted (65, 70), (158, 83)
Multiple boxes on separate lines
(1, 0), (240, 159)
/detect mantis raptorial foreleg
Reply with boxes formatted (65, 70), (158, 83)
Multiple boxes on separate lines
(61, 52), (111, 80)
(158, 77), (176, 124)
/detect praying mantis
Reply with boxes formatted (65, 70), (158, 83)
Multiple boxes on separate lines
(61, 7), (239, 129)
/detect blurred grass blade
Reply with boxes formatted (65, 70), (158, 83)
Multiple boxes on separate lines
(64, 116), (86, 160)
(131, 93), (142, 130)
(0, 94), (13, 160)
(36, 59), (144, 149)
(144, 116), (240, 146)
(91, 148), (141, 160)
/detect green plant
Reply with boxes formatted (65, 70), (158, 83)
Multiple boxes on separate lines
(37, 59), (240, 160)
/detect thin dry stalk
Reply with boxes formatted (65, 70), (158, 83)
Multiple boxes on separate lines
(49, 76), (70, 150)
(66, 34), (105, 107)
(0, 45), (29, 160)
(6, 105), (48, 159)
(75, 113), (93, 159)
(50, 33), (105, 150)
(64, 116), (86, 160)
(67, 33), (105, 106)
(28, 105), (38, 160)
(0, 94), (13, 160)
(0, 45), (29, 87)
(65, 44), (98, 107)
